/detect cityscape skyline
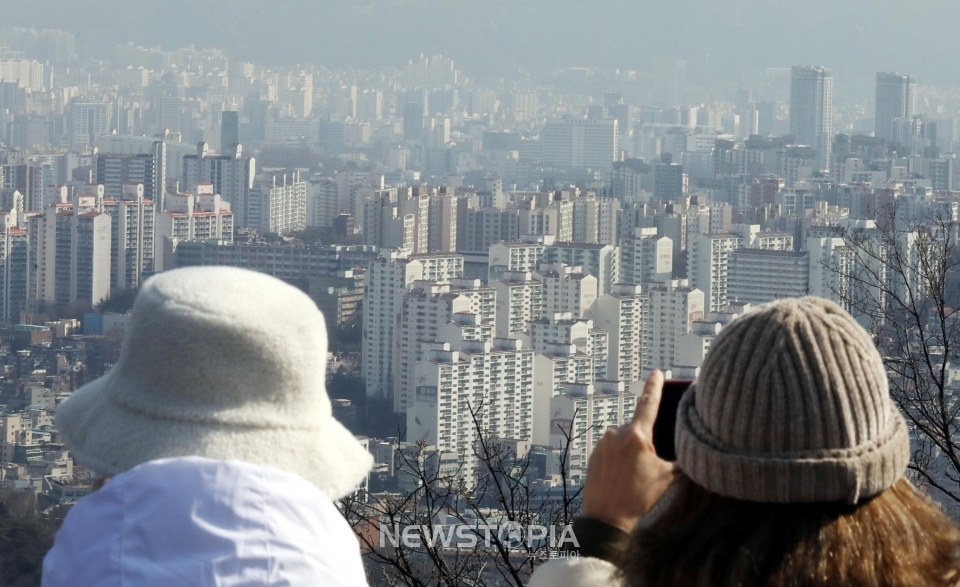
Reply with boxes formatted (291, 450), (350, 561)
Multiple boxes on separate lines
(4, 1), (960, 89)
(3, 5), (960, 584)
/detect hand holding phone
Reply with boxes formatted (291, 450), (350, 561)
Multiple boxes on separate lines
(652, 380), (693, 461)
(581, 371), (680, 532)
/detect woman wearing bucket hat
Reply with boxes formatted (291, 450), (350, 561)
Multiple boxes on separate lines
(42, 267), (373, 587)
(529, 297), (960, 587)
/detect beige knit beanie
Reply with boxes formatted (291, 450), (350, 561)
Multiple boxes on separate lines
(674, 297), (910, 504)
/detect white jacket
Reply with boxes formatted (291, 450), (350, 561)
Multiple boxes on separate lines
(528, 557), (621, 587)
(42, 456), (369, 587)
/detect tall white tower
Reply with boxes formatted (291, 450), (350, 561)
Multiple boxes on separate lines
(790, 66), (833, 171)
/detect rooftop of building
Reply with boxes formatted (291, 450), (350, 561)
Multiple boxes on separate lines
(497, 276), (541, 285)
(409, 253), (463, 259)
(495, 241), (545, 247)
(731, 249), (808, 257)
(529, 317), (582, 326)
(548, 242), (612, 250)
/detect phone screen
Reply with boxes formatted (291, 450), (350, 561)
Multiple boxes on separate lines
(651, 380), (693, 461)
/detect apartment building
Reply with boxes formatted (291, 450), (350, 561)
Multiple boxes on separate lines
(542, 242), (619, 295)
(409, 337), (540, 483)
(549, 381), (637, 480)
(487, 241), (543, 282)
(395, 282), (473, 413)
(585, 284), (644, 383)
(102, 182), (155, 289)
(688, 232), (742, 313)
(644, 279), (704, 372)
(492, 270), (544, 338)
(534, 263), (598, 319)
(620, 228), (673, 288)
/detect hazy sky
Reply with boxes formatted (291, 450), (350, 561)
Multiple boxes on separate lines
(4, 0), (958, 85)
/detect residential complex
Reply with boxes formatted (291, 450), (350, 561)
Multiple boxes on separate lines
(1, 20), (959, 542)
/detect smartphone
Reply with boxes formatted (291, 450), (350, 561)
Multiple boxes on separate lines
(651, 380), (693, 461)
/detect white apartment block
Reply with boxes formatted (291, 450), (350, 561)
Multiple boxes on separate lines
(395, 282), (473, 413)
(96, 146), (165, 209)
(362, 190), (404, 249)
(728, 249), (810, 305)
(730, 224), (794, 250)
(182, 143), (255, 228)
(808, 224), (892, 326)
(597, 198), (621, 246)
(30, 197), (111, 307)
(488, 241), (544, 283)
(542, 242), (619, 295)
(534, 263), (598, 319)
(102, 182), (155, 290)
(644, 279), (704, 373)
(610, 160), (646, 204)
(552, 201), (574, 243)
(409, 337), (542, 482)
(674, 302), (755, 378)
(307, 176), (339, 228)
(707, 203), (732, 234)
(71, 102), (111, 147)
(410, 253), (464, 283)
(519, 206), (559, 242)
(573, 197), (599, 244)
(589, 329), (611, 382)
(754, 232), (795, 250)
(571, 194), (621, 245)
(585, 284), (645, 384)
(436, 312), (495, 348)
(620, 228), (673, 288)
(340, 172), (383, 219)
(0, 413), (25, 463)
(449, 277), (496, 326)
(362, 253), (426, 399)
(790, 66), (833, 171)
(807, 236), (855, 313)
(778, 148), (817, 188)
(777, 185), (818, 215)
(688, 232), (742, 313)
(528, 313), (593, 354)
(0, 224), (28, 322)
(674, 323), (721, 379)
(249, 170), (307, 235)
(0, 60), (44, 91)
(492, 271), (544, 338)
(155, 184), (234, 270)
(535, 349), (594, 397)
(541, 117), (618, 171)
(428, 193), (457, 253)
(398, 189), (430, 254)
(354, 184), (395, 232)
(157, 94), (181, 134)
(549, 381), (637, 480)
(685, 205), (711, 239)
(528, 313), (609, 382)
(459, 207), (520, 254)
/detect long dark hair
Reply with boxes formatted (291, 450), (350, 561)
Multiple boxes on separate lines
(620, 475), (960, 587)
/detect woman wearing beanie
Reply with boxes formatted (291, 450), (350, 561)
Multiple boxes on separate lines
(529, 297), (960, 587)
(42, 267), (373, 587)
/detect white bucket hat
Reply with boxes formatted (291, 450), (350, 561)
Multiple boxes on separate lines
(56, 266), (373, 499)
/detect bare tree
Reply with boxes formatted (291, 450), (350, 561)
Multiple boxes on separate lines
(340, 442), (483, 587)
(340, 404), (595, 587)
(821, 203), (960, 514)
